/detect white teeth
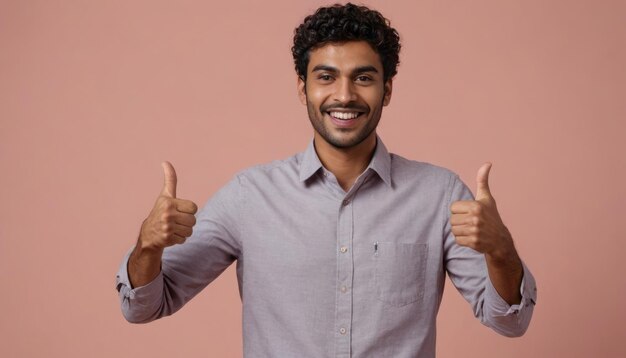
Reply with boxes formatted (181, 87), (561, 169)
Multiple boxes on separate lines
(329, 111), (360, 120)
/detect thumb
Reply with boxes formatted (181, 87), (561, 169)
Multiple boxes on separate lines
(160, 161), (177, 198)
(475, 162), (492, 202)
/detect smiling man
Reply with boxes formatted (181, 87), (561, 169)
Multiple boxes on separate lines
(115, 3), (537, 357)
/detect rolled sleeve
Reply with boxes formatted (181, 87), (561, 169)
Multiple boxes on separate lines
(483, 260), (537, 336)
(115, 246), (165, 323)
(484, 261), (537, 316)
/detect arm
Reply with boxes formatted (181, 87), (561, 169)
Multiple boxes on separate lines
(115, 163), (244, 323)
(444, 168), (537, 337)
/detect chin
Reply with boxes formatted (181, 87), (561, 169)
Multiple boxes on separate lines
(325, 133), (368, 149)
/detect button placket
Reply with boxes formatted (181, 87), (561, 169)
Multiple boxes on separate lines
(335, 192), (354, 357)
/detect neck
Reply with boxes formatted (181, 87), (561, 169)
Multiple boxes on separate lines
(313, 131), (377, 191)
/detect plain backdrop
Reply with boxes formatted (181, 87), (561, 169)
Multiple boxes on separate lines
(1, 0), (624, 357)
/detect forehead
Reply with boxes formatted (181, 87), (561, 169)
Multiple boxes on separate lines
(307, 41), (382, 73)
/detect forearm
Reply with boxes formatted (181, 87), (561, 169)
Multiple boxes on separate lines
(485, 228), (524, 305)
(128, 225), (164, 289)
(128, 245), (163, 289)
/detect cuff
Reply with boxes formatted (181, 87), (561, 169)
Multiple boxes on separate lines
(484, 260), (537, 316)
(115, 246), (164, 302)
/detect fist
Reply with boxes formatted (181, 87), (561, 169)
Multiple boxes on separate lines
(139, 161), (198, 251)
(450, 163), (514, 258)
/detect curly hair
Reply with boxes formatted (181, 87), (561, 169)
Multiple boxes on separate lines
(292, 3), (401, 83)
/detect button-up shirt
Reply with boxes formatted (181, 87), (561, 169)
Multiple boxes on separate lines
(115, 134), (537, 358)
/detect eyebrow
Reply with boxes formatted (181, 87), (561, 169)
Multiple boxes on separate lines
(311, 65), (379, 75)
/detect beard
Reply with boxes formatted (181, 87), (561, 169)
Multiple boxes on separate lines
(305, 96), (383, 149)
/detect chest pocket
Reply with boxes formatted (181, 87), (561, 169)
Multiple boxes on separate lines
(374, 241), (428, 307)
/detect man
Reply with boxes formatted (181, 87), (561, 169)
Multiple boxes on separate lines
(115, 3), (537, 357)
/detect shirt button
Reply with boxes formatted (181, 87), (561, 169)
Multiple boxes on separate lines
(341, 286), (347, 293)
(339, 327), (347, 335)
(340, 246), (348, 253)
(342, 199), (350, 206)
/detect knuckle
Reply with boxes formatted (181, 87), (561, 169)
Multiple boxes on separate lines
(161, 223), (172, 233)
(163, 200), (175, 210)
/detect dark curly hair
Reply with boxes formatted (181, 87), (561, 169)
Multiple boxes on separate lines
(292, 3), (401, 83)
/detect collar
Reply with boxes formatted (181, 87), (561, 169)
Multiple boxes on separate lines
(298, 133), (392, 187)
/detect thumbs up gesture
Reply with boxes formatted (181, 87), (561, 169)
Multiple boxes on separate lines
(450, 163), (515, 259)
(138, 161), (199, 251)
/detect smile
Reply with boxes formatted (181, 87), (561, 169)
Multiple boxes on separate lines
(328, 111), (362, 120)
(325, 111), (365, 128)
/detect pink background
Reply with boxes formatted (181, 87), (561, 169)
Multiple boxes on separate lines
(1, 0), (624, 357)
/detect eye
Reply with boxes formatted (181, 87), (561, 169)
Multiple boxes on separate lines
(355, 75), (372, 82)
(318, 74), (333, 81)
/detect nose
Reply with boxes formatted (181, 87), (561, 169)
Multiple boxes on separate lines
(334, 78), (357, 104)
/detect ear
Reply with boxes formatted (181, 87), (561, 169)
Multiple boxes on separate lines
(383, 78), (393, 106)
(297, 76), (307, 105)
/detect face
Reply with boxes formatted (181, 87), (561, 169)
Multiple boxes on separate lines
(298, 41), (392, 149)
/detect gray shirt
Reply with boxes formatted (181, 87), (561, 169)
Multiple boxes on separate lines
(115, 134), (537, 358)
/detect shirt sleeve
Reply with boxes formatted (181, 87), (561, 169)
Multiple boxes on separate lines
(114, 173), (245, 324)
(443, 173), (537, 337)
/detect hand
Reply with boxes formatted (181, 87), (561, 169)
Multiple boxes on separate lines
(139, 161), (198, 252)
(450, 163), (515, 261)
